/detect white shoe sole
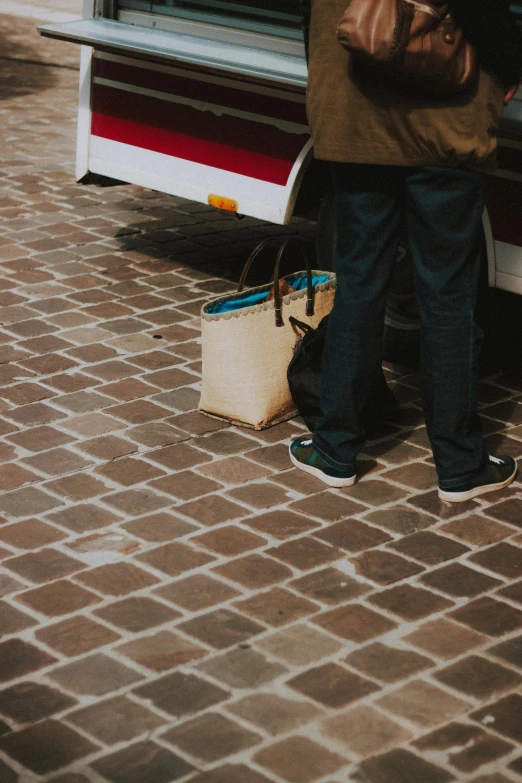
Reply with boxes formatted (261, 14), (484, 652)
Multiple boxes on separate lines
(289, 448), (356, 488)
(438, 464), (517, 503)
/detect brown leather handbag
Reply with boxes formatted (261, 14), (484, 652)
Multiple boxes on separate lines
(337, 0), (478, 97)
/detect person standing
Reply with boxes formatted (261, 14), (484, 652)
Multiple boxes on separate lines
(290, 0), (522, 502)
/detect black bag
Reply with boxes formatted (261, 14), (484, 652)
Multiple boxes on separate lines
(287, 315), (398, 431)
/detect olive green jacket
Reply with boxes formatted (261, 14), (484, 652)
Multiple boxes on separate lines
(306, 0), (507, 169)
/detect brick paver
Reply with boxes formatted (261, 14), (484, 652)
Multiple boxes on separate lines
(0, 8), (522, 783)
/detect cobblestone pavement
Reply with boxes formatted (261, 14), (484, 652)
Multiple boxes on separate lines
(1, 10), (522, 783)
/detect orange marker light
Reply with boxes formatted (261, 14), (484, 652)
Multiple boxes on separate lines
(208, 194), (238, 212)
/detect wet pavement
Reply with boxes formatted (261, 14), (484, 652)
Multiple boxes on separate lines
(0, 7), (522, 783)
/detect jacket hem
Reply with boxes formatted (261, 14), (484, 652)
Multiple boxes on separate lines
(312, 144), (497, 172)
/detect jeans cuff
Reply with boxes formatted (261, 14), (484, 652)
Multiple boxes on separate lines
(438, 460), (486, 489)
(313, 439), (356, 472)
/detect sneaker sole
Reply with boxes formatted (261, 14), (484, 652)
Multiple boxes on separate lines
(289, 449), (356, 488)
(438, 464), (518, 503)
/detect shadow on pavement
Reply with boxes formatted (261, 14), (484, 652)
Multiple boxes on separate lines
(0, 14), (79, 100)
(0, 56), (58, 100)
(0, 20), (57, 99)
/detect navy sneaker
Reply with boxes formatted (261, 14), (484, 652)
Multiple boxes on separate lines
(289, 436), (356, 488)
(438, 454), (517, 503)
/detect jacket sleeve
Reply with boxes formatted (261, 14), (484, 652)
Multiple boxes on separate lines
(447, 0), (522, 85)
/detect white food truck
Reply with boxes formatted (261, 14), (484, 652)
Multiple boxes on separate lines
(39, 0), (522, 352)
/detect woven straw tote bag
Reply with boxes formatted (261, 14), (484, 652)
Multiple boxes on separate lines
(199, 238), (337, 430)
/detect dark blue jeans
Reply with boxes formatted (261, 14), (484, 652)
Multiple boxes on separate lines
(313, 163), (487, 488)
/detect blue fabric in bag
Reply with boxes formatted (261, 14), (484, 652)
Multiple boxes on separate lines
(207, 275), (329, 315)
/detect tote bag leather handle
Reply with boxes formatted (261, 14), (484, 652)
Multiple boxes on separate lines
(237, 238), (281, 293)
(237, 238), (314, 327)
(273, 239), (314, 326)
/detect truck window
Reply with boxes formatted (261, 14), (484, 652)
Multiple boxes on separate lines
(112, 0), (304, 38)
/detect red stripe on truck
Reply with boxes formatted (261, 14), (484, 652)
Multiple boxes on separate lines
(488, 175), (522, 247)
(91, 85), (309, 185)
(93, 58), (309, 126)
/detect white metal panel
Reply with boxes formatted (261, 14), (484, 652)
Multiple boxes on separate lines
(76, 45), (94, 181)
(482, 210), (497, 288)
(495, 272), (522, 295)
(89, 136), (311, 223)
(494, 240), (522, 279)
(37, 18), (308, 86)
(117, 9), (305, 56)
(283, 138), (314, 223)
